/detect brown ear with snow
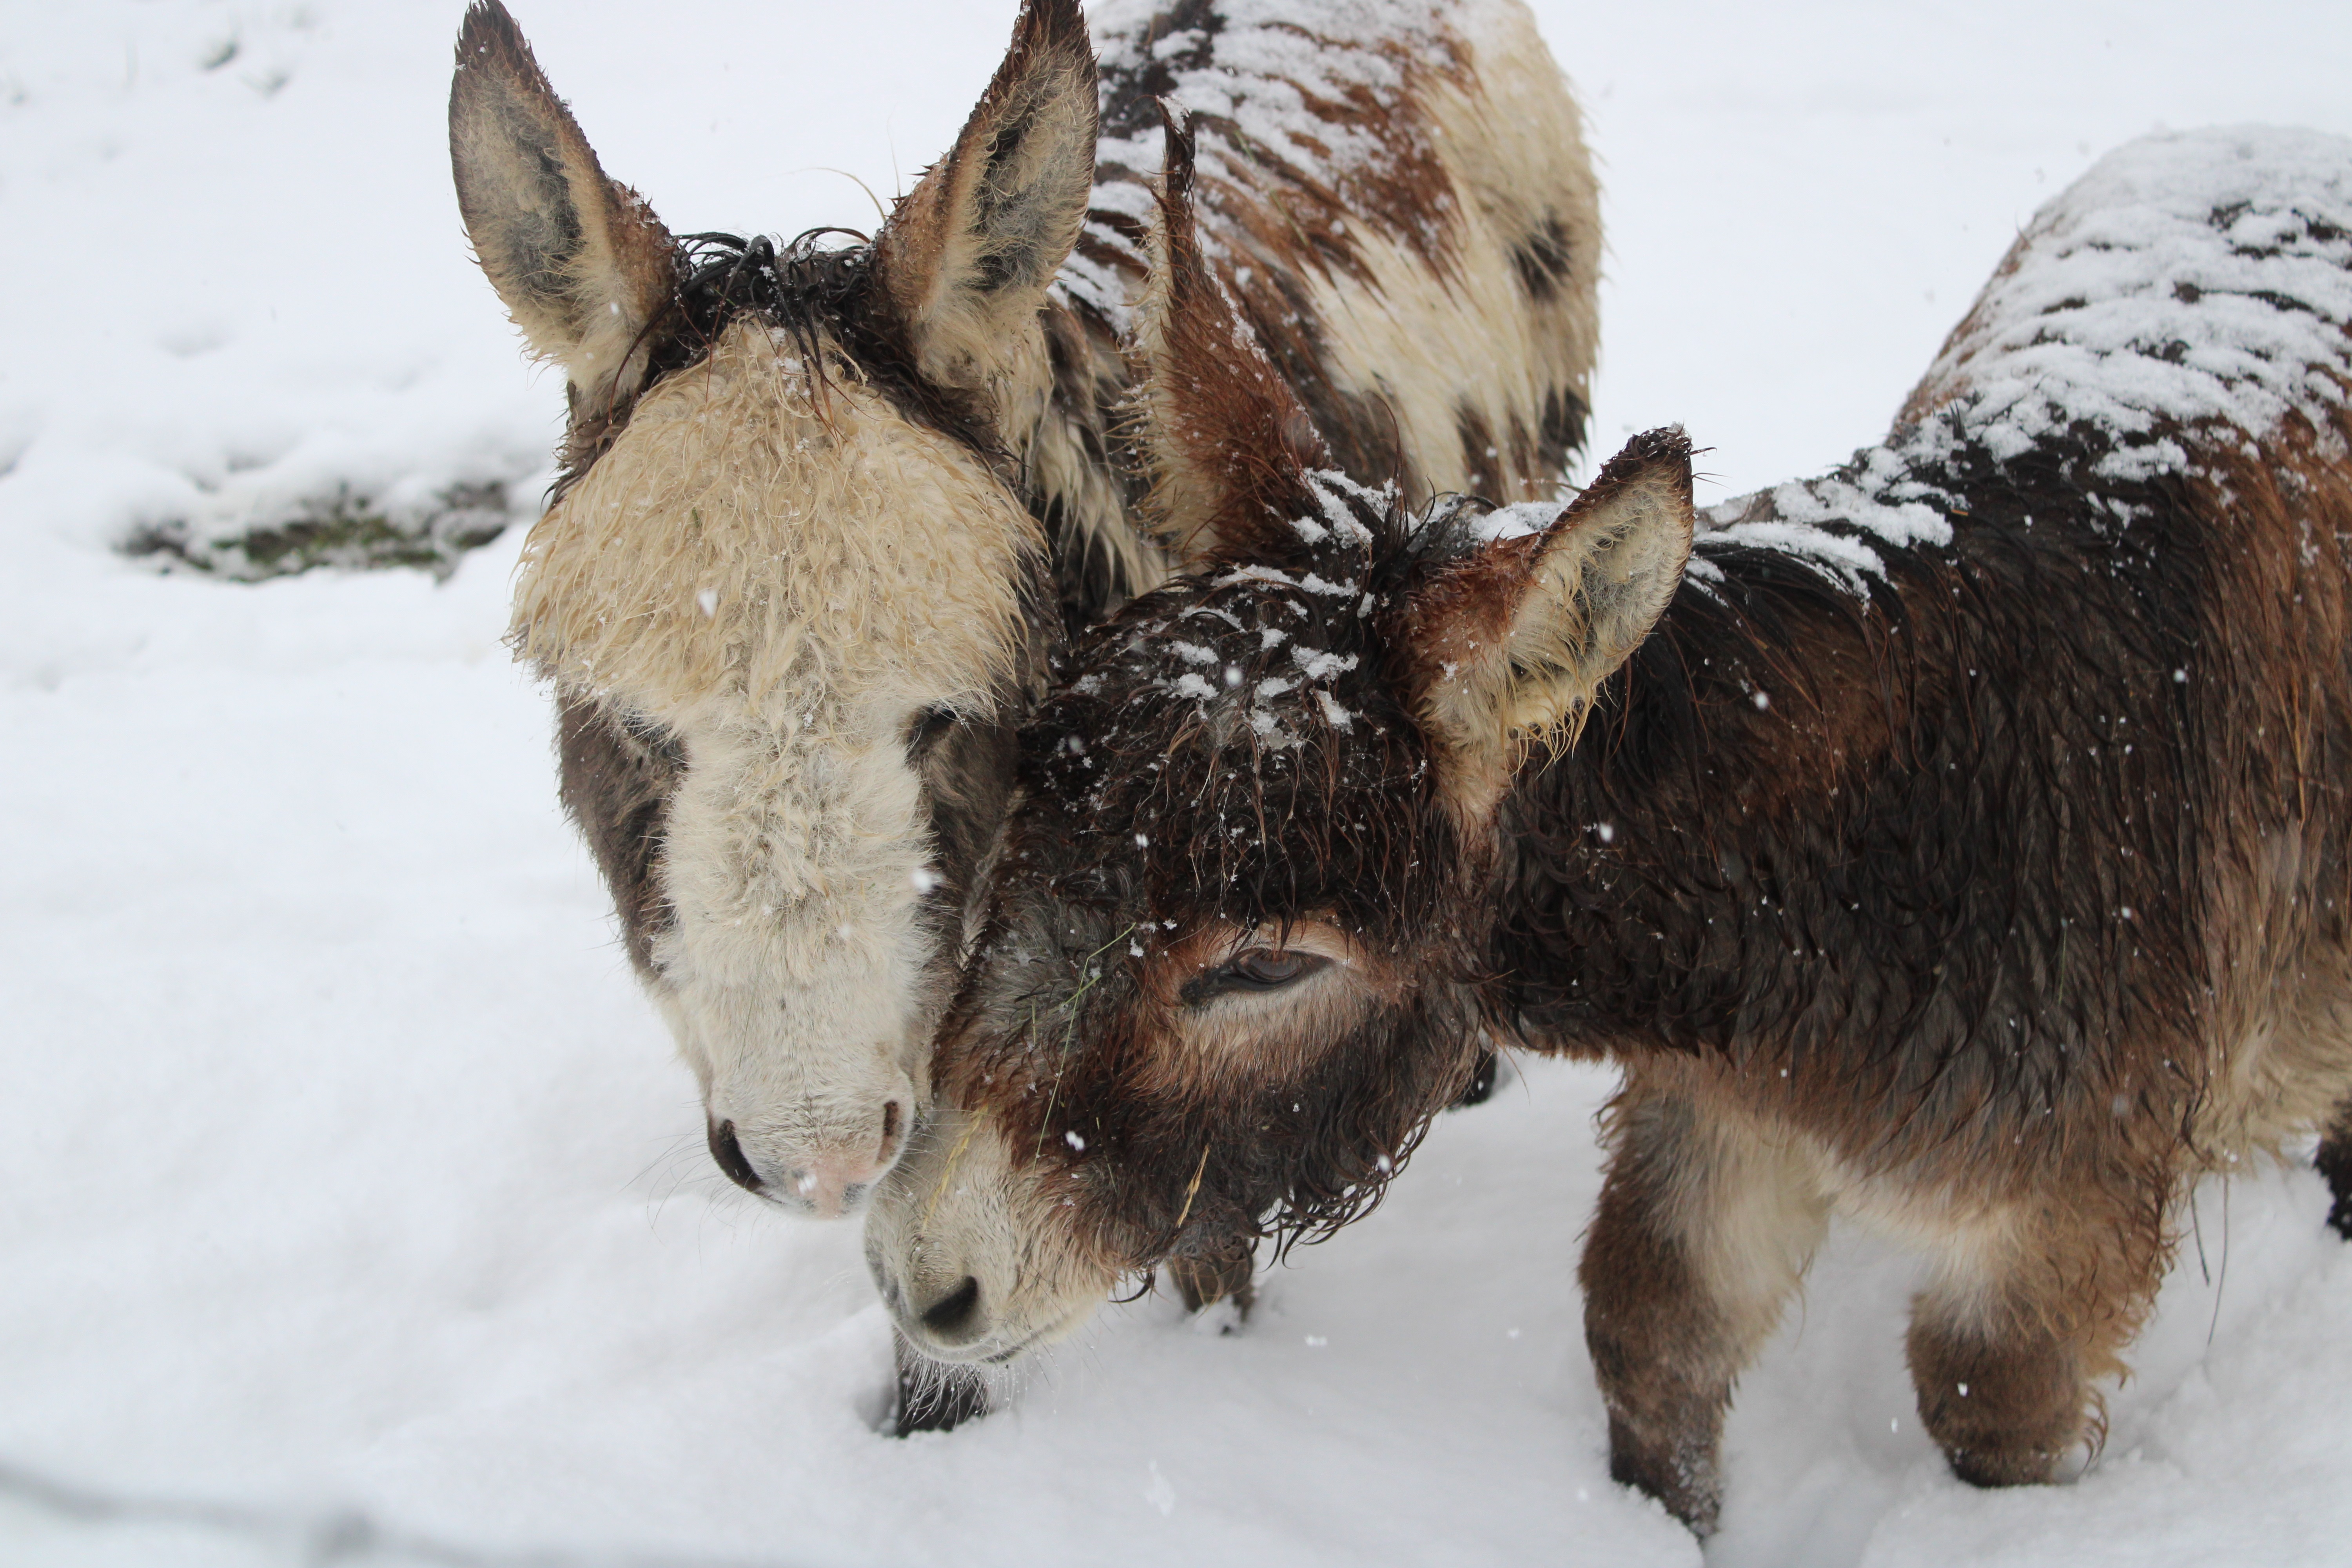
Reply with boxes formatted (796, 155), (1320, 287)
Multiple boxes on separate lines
(1133, 110), (1334, 571)
(448, 0), (679, 405)
(871, 0), (1098, 394)
(1406, 428), (1696, 815)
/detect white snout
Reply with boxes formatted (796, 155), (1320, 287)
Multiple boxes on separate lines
(866, 1105), (1112, 1363)
(708, 1065), (916, 1218)
(646, 685), (957, 1221)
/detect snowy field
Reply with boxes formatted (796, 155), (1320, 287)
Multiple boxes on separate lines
(7, 2), (2352, 1564)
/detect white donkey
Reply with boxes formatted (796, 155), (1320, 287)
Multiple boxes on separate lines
(450, 0), (1598, 1219)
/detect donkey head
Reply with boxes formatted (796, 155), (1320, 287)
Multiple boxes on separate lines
(451, 0), (1096, 1214)
(869, 150), (1694, 1357)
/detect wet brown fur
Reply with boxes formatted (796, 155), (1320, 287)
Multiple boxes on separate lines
(903, 153), (2352, 1526)
(555, 697), (681, 982)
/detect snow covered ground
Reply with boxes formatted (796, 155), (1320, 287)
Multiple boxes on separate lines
(6, 2), (2352, 1563)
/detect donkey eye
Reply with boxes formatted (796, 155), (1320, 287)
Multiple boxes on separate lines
(1182, 947), (1331, 1006)
(905, 706), (958, 758)
(1232, 949), (1321, 987)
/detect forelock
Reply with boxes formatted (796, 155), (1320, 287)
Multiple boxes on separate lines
(510, 317), (1041, 720)
(1022, 470), (1461, 936)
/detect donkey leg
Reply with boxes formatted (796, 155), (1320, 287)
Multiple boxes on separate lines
(1905, 1203), (2158, 1488)
(891, 1330), (988, 1436)
(1580, 1080), (1827, 1535)
(1452, 1025), (1525, 1110)
(1165, 1235), (1259, 1317)
(1450, 1047), (1501, 1109)
(2316, 1101), (2352, 1240)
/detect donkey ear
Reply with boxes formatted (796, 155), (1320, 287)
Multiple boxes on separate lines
(449, 1), (679, 399)
(872, 0), (1098, 392)
(1407, 428), (1695, 813)
(1134, 111), (1332, 569)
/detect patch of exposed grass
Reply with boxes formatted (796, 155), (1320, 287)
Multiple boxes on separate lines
(123, 482), (516, 583)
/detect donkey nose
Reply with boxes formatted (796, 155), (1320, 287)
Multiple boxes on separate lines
(706, 1118), (762, 1194)
(914, 1274), (987, 1347)
(782, 1162), (851, 1217)
(784, 1155), (886, 1219)
(708, 1098), (911, 1216)
(782, 1097), (910, 1215)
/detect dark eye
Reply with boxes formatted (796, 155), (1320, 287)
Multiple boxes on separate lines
(905, 706), (957, 758)
(1181, 947), (1331, 1006)
(1232, 949), (1320, 987)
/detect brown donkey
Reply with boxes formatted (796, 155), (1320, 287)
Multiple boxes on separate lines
(450, 0), (1597, 1225)
(870, 127), (2352, 1524)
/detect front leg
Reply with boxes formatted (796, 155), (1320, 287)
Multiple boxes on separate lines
(1580, 1076), (1827, 1535)
(1164, 1234), (1258, 1316)
(1450, 1046), (1501, 1108)
(2315, 1098), (2352, 1239)
(1905, 1188), (2165, 1487)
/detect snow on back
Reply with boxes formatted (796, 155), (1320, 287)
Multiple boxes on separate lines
(1474, 499), (1567, 542)
(1062, 0), (1460, 323)
(1913, 125), (2352, 477)
(1090, 0), (1445, 180)
(1698, 437), (1961, 595)
(1696, 127), (2352, 594)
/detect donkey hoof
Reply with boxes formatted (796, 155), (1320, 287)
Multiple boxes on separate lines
(1450, 1048), (1502, 1109)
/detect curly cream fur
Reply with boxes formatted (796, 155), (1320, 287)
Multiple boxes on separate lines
(513, 321), (1036, 717)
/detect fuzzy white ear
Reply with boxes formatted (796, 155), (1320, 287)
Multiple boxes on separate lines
(871, 0), (1097, 393)
(1409, 428), (1695, 811)
(448, 1), (678, 404)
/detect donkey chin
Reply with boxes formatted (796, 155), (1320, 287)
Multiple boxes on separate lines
(865, 1105), (1114, 1364)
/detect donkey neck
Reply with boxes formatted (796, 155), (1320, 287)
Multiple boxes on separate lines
(1486, 421), (2225, 1124)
